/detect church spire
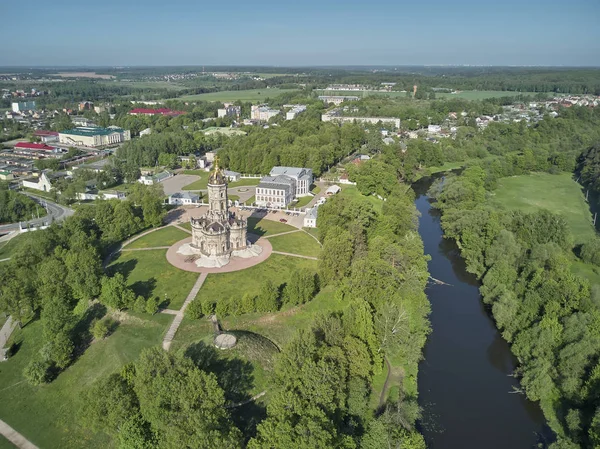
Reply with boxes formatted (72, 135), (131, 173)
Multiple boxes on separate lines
(208, 156), (225, 185)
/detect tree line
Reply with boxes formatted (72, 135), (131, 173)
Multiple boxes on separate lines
(0, 183), (46, 224)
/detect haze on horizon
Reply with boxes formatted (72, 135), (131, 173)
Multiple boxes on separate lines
(3, 0), (599, 67)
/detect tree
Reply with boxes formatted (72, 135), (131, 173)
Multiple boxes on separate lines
(283, 269), (316, 306)
(100, 273), (136, 311)
(23, 359), (50, 385)
(134, 295), (147, 314)
(133, 348), (242, 448)
(319, 229), (354, 284)
(145, 297), (159, 315)
(256, 280), (279, 312)
(91, 318), (112, 340)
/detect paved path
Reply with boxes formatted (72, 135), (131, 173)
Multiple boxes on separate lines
(0, 258), (10, 263)
(262, 229), (301, 239)
(103, 226), (166, 267)
(162, 272), (208, 351)
(172, 224), (192, 234)
(121, 246), (171, 252)
(160, 309), (179, 315)
(0, 418), (38, 449)
(0, 317), (17, 358)
(271, 251), (318, 261)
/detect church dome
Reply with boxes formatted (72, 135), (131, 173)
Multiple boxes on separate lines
(208, 158), (226, 185)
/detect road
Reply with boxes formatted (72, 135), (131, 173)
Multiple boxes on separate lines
(0, 193), (74, 233)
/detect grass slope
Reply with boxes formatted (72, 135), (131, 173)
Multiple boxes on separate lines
(247, 216), (296, 236)
(491, 173), (596, 245)
(196, 254), (317, 307)
(0, 313), (171, 449)
(268, 231), (321, 257)
(108, 249), (199, 309)
(125, 226), (189, 249)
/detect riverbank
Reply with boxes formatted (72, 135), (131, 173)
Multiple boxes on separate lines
(413, 175), (552, 448)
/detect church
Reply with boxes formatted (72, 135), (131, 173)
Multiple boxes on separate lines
(190, 161), (248, 257)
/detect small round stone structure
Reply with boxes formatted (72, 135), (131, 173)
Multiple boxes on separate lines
(214, 333), (237, 349)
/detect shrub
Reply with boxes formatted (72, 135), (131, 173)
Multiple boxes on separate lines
(92, 318), (112, 340)
(23, 359), (50, 385)
(201, 300), (216, 316)
(186, 300), (204, 319)
(581, 239), (600, 266)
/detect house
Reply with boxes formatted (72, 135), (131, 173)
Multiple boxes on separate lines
(21, 171), (66, 192)
(168, 192), (200, 205)
(71, 117), (96, 127)
(269, 167), (313, 196)
(224, 170), (241, 182)
(205, 150), (219, 163)
(382, 137), (395, 145)
(318, 96), (360, 105)
(12, 101), (36, 112)
(0, 171), (14, 181)
(250, 105), (280, 121)
(76, 190), (127, 201)
(217, 104), (241, 118)
(325, 185), (341, 196)
(33, 130), (59, 143)
(428, 125), (442, 133)
(79, 101), (94, 111)
(285, 105), (307, 120)
(138, 171), (173, 185)
(304, 207), (318, 228)
(255, 175), (296, 208)
(140, 128), (152, 137)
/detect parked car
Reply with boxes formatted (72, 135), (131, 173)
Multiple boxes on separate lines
(279, 218), (287, 223)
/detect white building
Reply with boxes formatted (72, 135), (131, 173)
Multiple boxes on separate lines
(322, 111), (400, 128)
(428, 125), (442, 133)
(138, 171), (173, 185)
(250, 105), (280, 121)
(224, 170), (241, 182)
(255, 175), (296, 208)
(304, 207), (318, 228)
(12, 101), (36, 112)
(269, 166), (313, 196)
(217, 104), (241, 118)
(318, 96), (359, 106)
(285, 105), (307, 120)
(325, 185), (341, 196)
(168, 192), (200, 205)
(59, 126), (131, 147)
(140, 127), (152, 137)
(21, 171), (59, 192)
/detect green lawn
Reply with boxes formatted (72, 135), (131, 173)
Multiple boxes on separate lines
(176, 88), (291, 103)
(181, 169), (205, 176)
(0, 435), (14, 449)
(311, 185), (321, 195)
(0, 312), (171, 449)
(491, 173), (596, 245)
(223, 285), (340, 349)
(268, 231), (321, 257)
(195, 254), (317, 311)
(340, 185), (384, 213)
(303, 227), (320, 242)
(182, 175), (208, 191)
(228, 178), (260, 188)
(244, 195), (255, 205)
(125, 226), (189, 249)
(247, 216), (296, 237)
(179, 222), (192, 232)
(291, 195), (313, 208)
(108, 249), (199, 310)
(228, 195), (240, 202)
(0, 234), (28, 259)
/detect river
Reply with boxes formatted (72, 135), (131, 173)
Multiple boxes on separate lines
(413, 176), (553, 449)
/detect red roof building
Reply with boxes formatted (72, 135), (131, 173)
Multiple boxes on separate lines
(129, 108), (186, 117)
(14, 142), (56, 151)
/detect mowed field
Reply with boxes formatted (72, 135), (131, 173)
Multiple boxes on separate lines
(490, 172), (596, 245)
(176, 88), (292, 102)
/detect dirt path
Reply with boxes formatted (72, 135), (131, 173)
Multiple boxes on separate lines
(0, 418), (39, 449)
(379, 357), (393, 408)
(172, 224), (192, 234)
(121, 246), (171, 252)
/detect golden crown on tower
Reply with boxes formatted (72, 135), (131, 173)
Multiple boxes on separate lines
(208, 156), (226, 185)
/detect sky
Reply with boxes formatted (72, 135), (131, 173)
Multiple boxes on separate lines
(3, 0), (600, 67)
